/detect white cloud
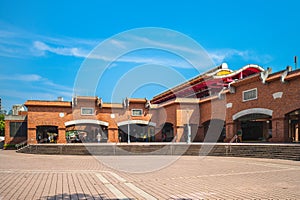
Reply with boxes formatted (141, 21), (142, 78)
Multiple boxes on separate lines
(128, 35), (204, 55)
(0, 74), (42, 82)
(208, 48), (273, 64)
(0, 73), (73, 108)
(0, 22), (99, 59)
(0, 22), (273, 70)
(33, 41), (89, 58)
(115, 54), (194, 69)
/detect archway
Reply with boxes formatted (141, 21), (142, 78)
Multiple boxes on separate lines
(117, 120), (156, 142)
(235, 114), (272, 142)
(286, 109), (300, 142)
(202, 119), (225, 142)
(233, 108), (273, 142)
(64, 119), (109, 143)
(162, 122), (174, 142)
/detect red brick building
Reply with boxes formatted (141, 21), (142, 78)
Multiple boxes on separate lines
(5, 64), (300, 145)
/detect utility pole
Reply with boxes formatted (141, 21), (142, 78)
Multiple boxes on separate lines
(295, 56), (298, 70)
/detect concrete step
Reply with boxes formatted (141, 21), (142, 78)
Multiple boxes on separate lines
(15, 143), (300, 161)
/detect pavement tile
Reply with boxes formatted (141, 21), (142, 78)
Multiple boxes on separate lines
(0, 150), (300, 199)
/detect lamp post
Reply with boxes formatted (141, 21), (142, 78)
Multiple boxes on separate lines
(127, 115), (130, 144)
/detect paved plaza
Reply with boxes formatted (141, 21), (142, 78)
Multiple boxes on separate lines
(0, 150), (300, 199)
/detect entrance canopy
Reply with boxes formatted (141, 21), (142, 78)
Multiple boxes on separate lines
(117, 120), (156, 127)
(65, 119), (109, 127)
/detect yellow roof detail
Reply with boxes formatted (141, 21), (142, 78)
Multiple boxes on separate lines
(216, 70), (232, 76)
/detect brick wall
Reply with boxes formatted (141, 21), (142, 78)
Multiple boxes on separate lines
(224, 72), (300, 142)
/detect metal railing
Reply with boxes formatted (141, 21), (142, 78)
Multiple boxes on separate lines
(225, 135), (238, 155)
(15, 140), (27, 150)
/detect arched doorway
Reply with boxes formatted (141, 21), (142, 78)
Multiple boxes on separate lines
(203, 119), (225, 142)
(117, 120), (156, 143)
(233, 108), (273, 142)
(162, 122), (174, 142)
(36, 126), (58, 143)
(235, 114), (272, 142)
(286, 109), (300, 142)
(64, 120), (109, 143)
(65, 125), (108, 143)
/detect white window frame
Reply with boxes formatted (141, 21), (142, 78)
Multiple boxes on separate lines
(243, 88), (257, 102)
(131, 109), (143, 116)
(81, 107), (94, 115)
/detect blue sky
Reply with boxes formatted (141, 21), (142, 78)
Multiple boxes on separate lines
(0, 0), (300, 111)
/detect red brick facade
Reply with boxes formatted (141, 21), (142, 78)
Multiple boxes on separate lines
(225, 69), (300, 142)
(5, 65), (300, 144)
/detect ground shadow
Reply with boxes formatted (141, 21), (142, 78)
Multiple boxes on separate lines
(42, 193), (135, 200)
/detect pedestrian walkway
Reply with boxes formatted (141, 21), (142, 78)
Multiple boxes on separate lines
(0, 150), (300, 199)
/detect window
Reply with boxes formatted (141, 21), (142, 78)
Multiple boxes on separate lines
(131, 109), (143, 116)
(243, 88), (257, 101)
(81, 107), (94, 115)
(10, 122), (27, 137)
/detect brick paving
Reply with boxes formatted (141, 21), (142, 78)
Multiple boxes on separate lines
(0, 150), (300, 199)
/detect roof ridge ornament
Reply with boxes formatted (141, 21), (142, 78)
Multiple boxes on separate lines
(260, 67), (272, 84)
(145, 99), (151, 109)
(123, 97), (129, 109)
(97, 97), (103, 108)
(281, 66), (292, 83)
(72, 96), (77, 107)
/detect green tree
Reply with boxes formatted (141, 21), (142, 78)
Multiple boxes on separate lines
(0, 114), (4, 136)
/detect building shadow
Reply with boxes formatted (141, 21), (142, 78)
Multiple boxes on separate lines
(42, 193), (135, 200)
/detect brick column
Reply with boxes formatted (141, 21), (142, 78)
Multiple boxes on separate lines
(197, 125), (205, 142)
(155, 127), (162, 142)
(225, 121), (235, 142)
(57, 128), (66, 144)
(4, 120), (10, 145)
(27, 128), (37, 144)
(108, 127), (118, 143)
(271, 118), (288, 142)
(176, 126), (184, 142)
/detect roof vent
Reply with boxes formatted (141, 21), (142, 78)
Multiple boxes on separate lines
(57, 97), (63, 101)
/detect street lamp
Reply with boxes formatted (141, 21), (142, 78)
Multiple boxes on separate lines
(127, 115), (130, 144)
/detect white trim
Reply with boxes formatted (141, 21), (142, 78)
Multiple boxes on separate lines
(232, 108), (273, 121)
(226, 103), (233, 108)
(117, 120), (156, 127)
(212, 64), (264, 78)
(65, 119), (109, 127)
(273, 92), (283, 99)
(242, 88), (257, 102)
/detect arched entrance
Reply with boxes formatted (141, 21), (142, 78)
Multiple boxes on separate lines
(286, 109), (300, 142)
(117, 120), (156, 142)
(233, 108), (273, 142)
(162, 122), (174, 142)
(235, 114), (272, 142)
(64, 119), (109, 143)
(203, 119), (225, 142)
(36, 126), (58, 143)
